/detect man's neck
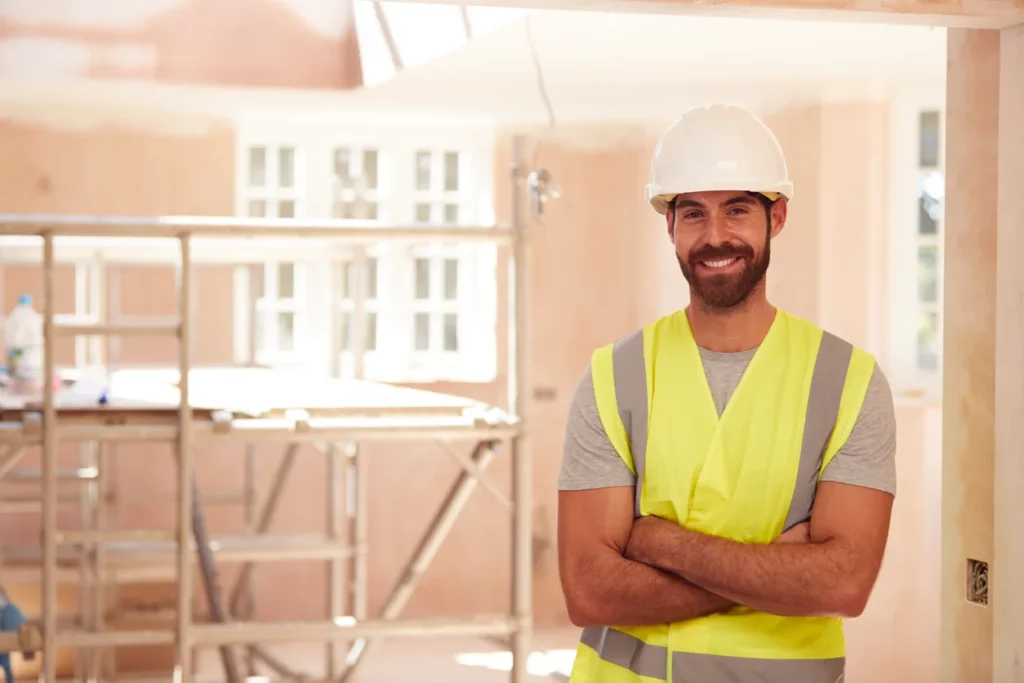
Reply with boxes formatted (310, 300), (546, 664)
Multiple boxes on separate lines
(686, 289), (777, 353)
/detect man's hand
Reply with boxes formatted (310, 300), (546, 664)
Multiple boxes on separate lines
(774, 522), (810, 544)
(621, 482), (893, 619)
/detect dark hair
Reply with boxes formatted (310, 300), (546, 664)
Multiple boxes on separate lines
(746, 191), (776, 215)
(667, 191), (776, 214)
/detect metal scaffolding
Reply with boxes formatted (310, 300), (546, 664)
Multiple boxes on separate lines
(0, 143), (533, 683)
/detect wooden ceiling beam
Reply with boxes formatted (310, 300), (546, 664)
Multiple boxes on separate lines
(386, 0), (1024, 29)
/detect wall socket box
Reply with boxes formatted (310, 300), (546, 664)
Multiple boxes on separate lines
(967, 558), (989, 605)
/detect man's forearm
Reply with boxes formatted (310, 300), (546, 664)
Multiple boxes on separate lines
(564, 547), (733, 627)
(625, 523), (856, 618)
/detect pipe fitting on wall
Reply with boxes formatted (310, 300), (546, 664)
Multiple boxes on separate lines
(527, 168), (561, 219)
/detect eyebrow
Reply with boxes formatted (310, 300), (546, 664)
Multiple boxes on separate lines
(674, 195), (759, 211)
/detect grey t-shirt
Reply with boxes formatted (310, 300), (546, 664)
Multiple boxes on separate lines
(558, 346), (897, 496)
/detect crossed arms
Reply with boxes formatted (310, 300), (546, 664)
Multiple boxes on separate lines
(557, 481), (894, 628)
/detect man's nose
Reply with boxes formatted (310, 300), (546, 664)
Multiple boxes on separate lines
(703, 213), (731, 245)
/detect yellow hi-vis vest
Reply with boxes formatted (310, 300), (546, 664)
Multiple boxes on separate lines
(569, 308), (876, 683)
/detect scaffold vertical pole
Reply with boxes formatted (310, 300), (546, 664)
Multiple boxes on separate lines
(42, 230), (58, 683)
(176, 233), (194, 683)
(509, 135), (533, 683)
(344, 440), (368, 668)
(326, 443), (344, 679)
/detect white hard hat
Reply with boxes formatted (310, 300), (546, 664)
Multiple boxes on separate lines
(646, 104), (793, 215)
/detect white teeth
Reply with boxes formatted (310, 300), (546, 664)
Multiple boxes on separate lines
(702, 258), (738, 268)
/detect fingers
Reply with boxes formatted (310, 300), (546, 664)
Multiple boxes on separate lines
(773, 521), (811, 544)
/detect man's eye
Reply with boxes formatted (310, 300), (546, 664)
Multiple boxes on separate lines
(684, 212), (702, 219)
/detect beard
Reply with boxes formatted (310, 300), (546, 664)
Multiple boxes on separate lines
(677, 237), (771, 309)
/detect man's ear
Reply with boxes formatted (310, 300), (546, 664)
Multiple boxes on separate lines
(769, 198), (788, 239)
(666, 207), (675, 239)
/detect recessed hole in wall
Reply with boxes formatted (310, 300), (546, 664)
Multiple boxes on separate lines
(966, 558), (988, 606)
(532, 386), (557, 401)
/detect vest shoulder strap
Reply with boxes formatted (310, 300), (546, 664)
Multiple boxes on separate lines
(590, 327), (647, 476)
(590, 328), (651, 517)
(821, 343), (877, 474)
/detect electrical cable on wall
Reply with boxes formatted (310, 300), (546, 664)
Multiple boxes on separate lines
(524, 13), (561, 218)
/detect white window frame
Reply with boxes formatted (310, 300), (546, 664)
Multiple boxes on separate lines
(337, 249), (381, 353)
(888, 91), (946, 400)
(410, 245), (462, 368)
(331, 146), (387, 220)
(234, 137), (314, 368)
(412, 147), (468, 225)
(254, 261), (309, 366)
(239, 144), (307, 219)
(233, 118), (497, 383)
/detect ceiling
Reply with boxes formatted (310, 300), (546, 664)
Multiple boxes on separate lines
(0, 6), (947, 127)
(350, 8), (948, 124)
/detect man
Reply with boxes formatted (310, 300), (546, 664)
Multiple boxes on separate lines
(557, 104), (897, 683)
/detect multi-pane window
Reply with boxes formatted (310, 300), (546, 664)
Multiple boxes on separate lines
(332, 147), (382, 361)
(254, 262), (305, 362)
(243, 146), (308, 363)
(339, 255), (380, 353)
(245, 146), (302, 218)
(410, 149), (467, 362)
(332, 147), (382, 220)
(915, 111), (944, 372)
(414, 150), (464, 225)
(412, 250), (460, 354)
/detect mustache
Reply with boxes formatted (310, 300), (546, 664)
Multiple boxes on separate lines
(689, 243), (754, 263)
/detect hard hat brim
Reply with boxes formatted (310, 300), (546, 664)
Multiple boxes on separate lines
(647, 181), (794, 215)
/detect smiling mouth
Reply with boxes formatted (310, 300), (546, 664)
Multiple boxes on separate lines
(699, 257), (741, 269)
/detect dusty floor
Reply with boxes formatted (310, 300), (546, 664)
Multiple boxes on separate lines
(190, 628), (582, 682)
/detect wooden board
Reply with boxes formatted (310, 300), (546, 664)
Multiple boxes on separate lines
(0, 533), (349, 573)
(0, 367), (492, 420)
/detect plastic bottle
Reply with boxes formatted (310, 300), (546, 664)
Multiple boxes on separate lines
(4, 294), (43, 393)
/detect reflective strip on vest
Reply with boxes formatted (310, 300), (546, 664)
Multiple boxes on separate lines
(581, 626), (668, 680)
(611, 329), (648, 518)
(782, 330), (852, 530)
(578, 626), (846, 683)
(672, 650), (845, 682)
(577, 317), (868, 682)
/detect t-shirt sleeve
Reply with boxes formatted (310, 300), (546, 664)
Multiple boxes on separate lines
(820, 363), (898, 496)
(557, 365), (637, 491)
